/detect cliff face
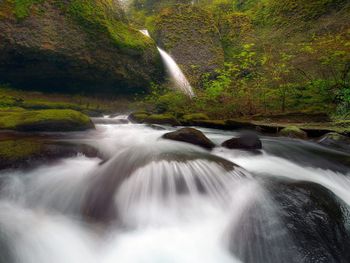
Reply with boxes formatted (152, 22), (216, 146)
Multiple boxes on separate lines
(0, 0), (164, 94)
(153, 4), (224, 87)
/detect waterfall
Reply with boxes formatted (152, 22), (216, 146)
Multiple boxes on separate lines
(140, 29), (195, 97)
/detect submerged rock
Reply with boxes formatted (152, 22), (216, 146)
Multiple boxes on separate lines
(162, 128), (215, 149)
(82, 145), (240, 224)
(228, 180), (350, 263)
(222, 132), (262, 150)
(279, 126), (308, 139)
(318, 132), (350, 153)
(0, 0), (163, 94)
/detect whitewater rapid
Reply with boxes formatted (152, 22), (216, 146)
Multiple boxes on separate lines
(0, 115), (349, 263)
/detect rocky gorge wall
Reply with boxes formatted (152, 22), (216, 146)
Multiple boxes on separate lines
(0, 0), (164, 94)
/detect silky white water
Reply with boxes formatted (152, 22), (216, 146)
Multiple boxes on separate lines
(0, 116), (350, 262)
(140, 29), (194, 97)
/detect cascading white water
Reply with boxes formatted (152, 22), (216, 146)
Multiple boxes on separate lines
(140, 29), (195, 97)
(0, 115), (350, 262)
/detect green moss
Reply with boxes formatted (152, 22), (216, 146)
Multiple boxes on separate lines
(0, 109), (94, 131)
(21, 100), (81, 110)
(129, 112), (149, 122)
(279, 126), (308, 139)
(182, 113), (209, 122)
(67, 0), (154, 52)
(0, 139), (42, 160)
(11, 0), (44, 20)
(143, 114), (180, 126)
(263, 0), (348, 25)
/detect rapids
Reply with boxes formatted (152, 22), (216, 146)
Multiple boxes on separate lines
(0, 115), (349, 263)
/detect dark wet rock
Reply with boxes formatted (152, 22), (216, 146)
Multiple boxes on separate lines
(222, 132), (262, 150)
(162, 128), (215, 149)
(91, 118), (129, 125)
(318, 132), (350, 153)
(228, 180), (350, 263)
(279, 126), (308, 139)
(225, 119), (257, 130)
(146, 124), (167, 130)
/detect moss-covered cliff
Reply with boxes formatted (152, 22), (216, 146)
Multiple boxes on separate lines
(0, 0), (164, 94)
(153, 4), (224, 87)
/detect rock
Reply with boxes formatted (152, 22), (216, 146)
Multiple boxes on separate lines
(279, 126), (307, 139)
(82, 145), (238, 224)
(318, 132), (350, 153)
(228, 180), (350, 263)
(182, 113), (209, 122)
(128, 112), (150, 123)
(162, 128), (215, 149)
(146, 124), (167, 130)
(0, 109), (94, 132)
(0, 135), (100, 170)
(185, 119), (227, 129)
(91, 118), (129, 125)
(153, 4), (224, 86)
(0, 0), (164, 94)
(222, 132), (262, 150)
(145, 114), (180, 126)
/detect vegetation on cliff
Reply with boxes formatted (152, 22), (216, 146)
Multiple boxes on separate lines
(129, 0), (350, 120)
(0, 0), (163, 94)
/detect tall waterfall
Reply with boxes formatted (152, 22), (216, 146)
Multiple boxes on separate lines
(140, 29), (195, 97)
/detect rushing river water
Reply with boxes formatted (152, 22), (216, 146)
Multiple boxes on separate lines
(0, 115), (350, 263)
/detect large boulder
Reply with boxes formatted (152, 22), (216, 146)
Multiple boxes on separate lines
(162, 128), (215, 149)
(279, 126), (308, 139)
(228, 180), (350, 263)
(0, 109), (94, 131)
(0, 0), (164, 94)
(222, 132), (262, 150)
(153, 4), (224, 86)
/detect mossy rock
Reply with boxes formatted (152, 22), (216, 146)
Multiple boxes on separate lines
(0, 135), (99, 170)
(0, 0), (164, 94)
(0, 139), (42, 161)
(153, 4), (224, 87)
(182, 113), (209, 122)
(0, 109), (94, 132)
(128, 111), (150, 122)
(279, 126), (308, 139)
(143, 114), (180, 126)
